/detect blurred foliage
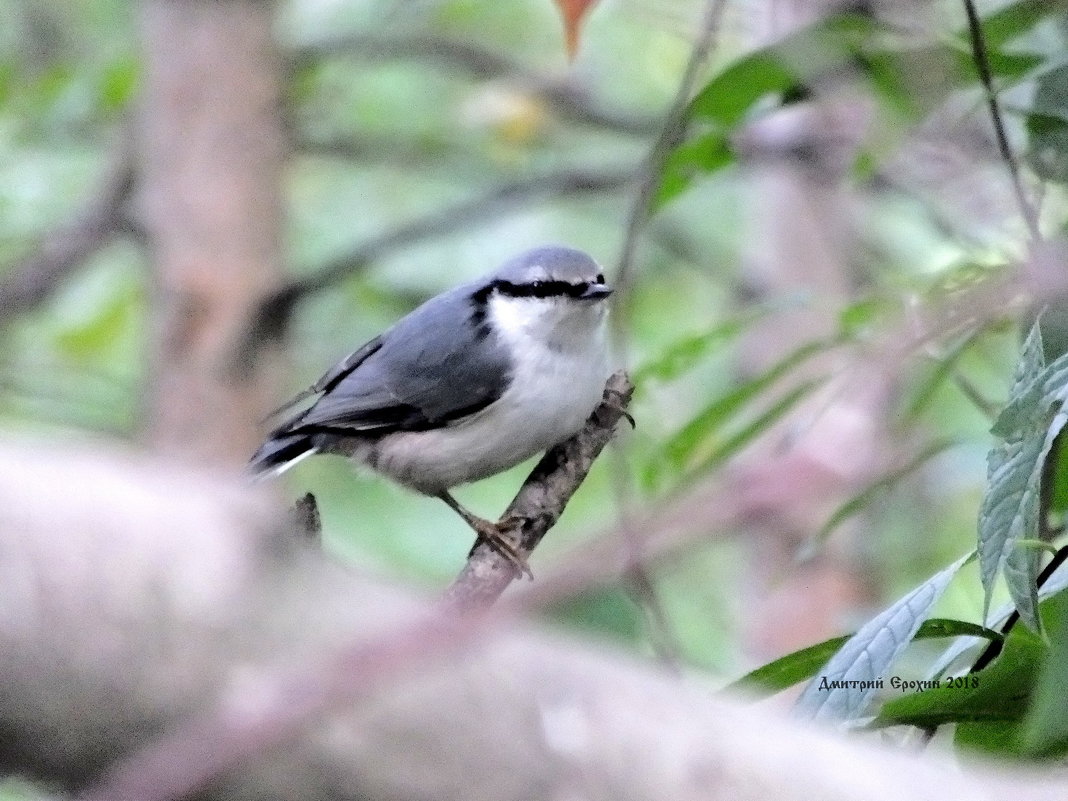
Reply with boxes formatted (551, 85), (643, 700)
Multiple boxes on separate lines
(7, 0), (1068, 771)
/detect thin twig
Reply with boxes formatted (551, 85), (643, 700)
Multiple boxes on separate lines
(950, 371), (999, 420)
(615, 0), (729, 295)
(961, 0), (1041, 244)
(441, 371), (635, 612)
(624, 563), (684, 672)
(0, 130), (137, 320)
(605, 0), (729, 671)
(239, 166), (638, 360)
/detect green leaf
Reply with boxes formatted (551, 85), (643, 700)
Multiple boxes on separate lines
(53, 283), (138, 359)
(872, 623), (1045, 742)
(928, 558), (1068, 680)
(658, 2), (1054, 208)
(979, 323), (1068, 631)
(1023, 586), (1068, 757)
(1028, 65), (1068, 184)
(654, 133), (736, 208)
(632, 313), (756, 385)
(1047, 433), (1068, 521)
(981, 0), (1061, 53)
(661, 340), (829, 474)
(655, 13), (874, 208)
(955, 719), (1029, 756)
(836, 296), (892, 341)
(691, 380), (820, 475)
(901, 333), (978, 421)
(728, 618), (1000, 697)
(794, 552), (974, 722)
(98, 56), (139, 113)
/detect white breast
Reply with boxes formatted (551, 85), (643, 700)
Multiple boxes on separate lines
(368, 294), (610, 494)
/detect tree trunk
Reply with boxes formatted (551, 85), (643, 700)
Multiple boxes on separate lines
(137, 0), (285, 466)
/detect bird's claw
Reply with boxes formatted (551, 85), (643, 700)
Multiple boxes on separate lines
(469, 515), (533, 579)
(598, 398), (635, 429)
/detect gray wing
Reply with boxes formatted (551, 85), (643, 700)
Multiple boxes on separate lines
(278, 285), (511, 435)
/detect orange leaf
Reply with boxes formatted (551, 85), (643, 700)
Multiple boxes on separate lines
(553, 0), (599, 61)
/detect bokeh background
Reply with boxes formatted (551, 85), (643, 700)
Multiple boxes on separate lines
(3, 4), (1065, 783)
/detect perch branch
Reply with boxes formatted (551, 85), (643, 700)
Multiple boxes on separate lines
(442, 370), (635, 611)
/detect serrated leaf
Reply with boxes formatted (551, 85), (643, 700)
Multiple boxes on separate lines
(729, 618), (1000, 697)
(979, 324), (1068, 630)
(794, 552), (973, 722)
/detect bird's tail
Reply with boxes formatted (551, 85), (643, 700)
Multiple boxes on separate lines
(248, 432), (319, 480)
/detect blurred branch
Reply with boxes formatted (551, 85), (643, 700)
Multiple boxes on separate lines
(961, 0), (1041, 244)
(2, 443), (1067, 801)
(295, 131), (464, 167)
(291, 33), (659, 136)
(623, 562), (684, 671)
(0, 135), (137, 320)
(442, 371), (635, 611)
(240, 165), (638, 360)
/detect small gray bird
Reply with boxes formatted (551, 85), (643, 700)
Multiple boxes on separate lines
(249, 245), (612, 567)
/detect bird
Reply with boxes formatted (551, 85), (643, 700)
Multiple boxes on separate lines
(249, 245), (612, 570)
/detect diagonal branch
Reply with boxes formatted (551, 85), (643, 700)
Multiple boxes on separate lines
(239, 166), (638, 360)
(442, 370), (635, 611)
(0, 136), (138, 320)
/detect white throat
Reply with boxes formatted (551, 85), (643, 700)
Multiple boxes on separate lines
(487, 294), (607, 354)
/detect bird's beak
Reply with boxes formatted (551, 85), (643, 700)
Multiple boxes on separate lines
(580, 284), (613, 300)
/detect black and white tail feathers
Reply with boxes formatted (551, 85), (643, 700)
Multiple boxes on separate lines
(248, 431), (319, 479)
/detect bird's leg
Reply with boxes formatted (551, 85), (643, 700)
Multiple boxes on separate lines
(436, 491), (532, 579)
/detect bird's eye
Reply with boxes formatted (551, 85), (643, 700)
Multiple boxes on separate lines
(594, 273), (605, 284)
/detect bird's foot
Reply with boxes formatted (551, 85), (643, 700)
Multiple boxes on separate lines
(467, 514), (532, 579)
(437, 491), (533, 579)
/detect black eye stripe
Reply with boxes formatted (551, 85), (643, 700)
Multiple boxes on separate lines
(492, 279), (590, 299)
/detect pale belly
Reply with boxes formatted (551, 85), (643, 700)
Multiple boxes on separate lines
(363, 343), (608, 495)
